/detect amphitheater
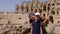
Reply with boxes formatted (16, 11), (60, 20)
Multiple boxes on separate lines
(0, 0), (60, 34)
(0, 13), (30, 34)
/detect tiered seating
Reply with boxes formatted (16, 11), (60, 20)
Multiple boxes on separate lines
(0, 14), (20, 19)
(0, 13), (29, 25)
(0, 13), (30, 34)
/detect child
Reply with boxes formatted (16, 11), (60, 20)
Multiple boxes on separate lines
(30, 12), (42, 34)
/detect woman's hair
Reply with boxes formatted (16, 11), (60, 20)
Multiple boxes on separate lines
(29, 13), (35, 24)
(29, 13), (35, 18)
(29, 19), (33, 24)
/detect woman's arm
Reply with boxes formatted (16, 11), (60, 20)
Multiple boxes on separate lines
(30, 23), (32, 34)
(42, 17), (47, 24)
(40, 17), (47, 27)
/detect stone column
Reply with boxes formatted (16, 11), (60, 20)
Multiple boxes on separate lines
(28, 2), (32, 13)
(49, 0), (52, 15)
(15, 4), (19, 13)
(54, 0), (57, 15)
(20, 4), (23, 13)
(23, 2), (27, 13)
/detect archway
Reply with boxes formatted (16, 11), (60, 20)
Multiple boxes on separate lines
(49, 15), (54, 23)
(51, 11), (55, 15)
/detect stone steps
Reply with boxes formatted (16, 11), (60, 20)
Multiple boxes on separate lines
(0, 19), (28, 25)
(0, 13), (29, 25)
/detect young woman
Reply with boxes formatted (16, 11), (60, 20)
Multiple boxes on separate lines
(29, 13), (35, 24)
(29, 13), (35, 34)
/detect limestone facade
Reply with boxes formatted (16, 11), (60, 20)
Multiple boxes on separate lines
(19, 0), (60, 23)
(0, 0), (60, 34)
(0, 13), (30, 34)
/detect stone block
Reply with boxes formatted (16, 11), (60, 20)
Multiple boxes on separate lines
(10, 19), (26, 25)
(0, 19), (8, 24)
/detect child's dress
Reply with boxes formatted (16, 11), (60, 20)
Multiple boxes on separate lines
(32, 21), (41, 34)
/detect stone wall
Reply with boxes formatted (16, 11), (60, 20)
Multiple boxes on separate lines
(0, 13), (30, 34)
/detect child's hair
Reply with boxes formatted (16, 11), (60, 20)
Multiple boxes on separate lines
(35, 15), (40, 21)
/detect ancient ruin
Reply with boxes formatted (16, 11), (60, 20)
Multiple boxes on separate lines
(0, 0), (60, 34)
(19, 0), (60, 23)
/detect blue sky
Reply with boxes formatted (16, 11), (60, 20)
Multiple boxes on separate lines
(0, 0), (47, 12)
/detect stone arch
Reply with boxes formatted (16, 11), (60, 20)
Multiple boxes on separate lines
(51, 11), (55, 15)
(58, 21), (60, 23)
(34, 9), (37, 12)
(43, 4), (46, 11)
(49, 15), (54, 23)
(43, 13), (45, 17)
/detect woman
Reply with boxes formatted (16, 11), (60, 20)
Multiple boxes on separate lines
(29, 13), (35, 34)
(41, 14), (48, 34)
(29, 13), (35, 24)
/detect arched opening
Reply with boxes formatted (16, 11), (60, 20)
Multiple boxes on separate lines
(49, 15), (54, 23)
(48, 3), (50, 6)
(35, 9), (37, 13)
(39, 9), (42, 13)
(57, 11), (59, 14)
(43, 4), (46, 11)
(52, 3), (55, 6)
(51, 11), (55, 15)
(48, 7), (50, 11)
(58, 21), (60, 23)
(43, 13), (45, 17)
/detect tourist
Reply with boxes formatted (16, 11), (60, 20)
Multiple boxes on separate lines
(30, 12), (48, 34)
(41, 13), (48, 34)
(29, 13), (35, 24)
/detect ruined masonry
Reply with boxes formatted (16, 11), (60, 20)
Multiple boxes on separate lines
(0, 0), (60, 34)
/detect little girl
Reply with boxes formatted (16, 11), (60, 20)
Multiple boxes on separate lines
(30, 12), (42, 34)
